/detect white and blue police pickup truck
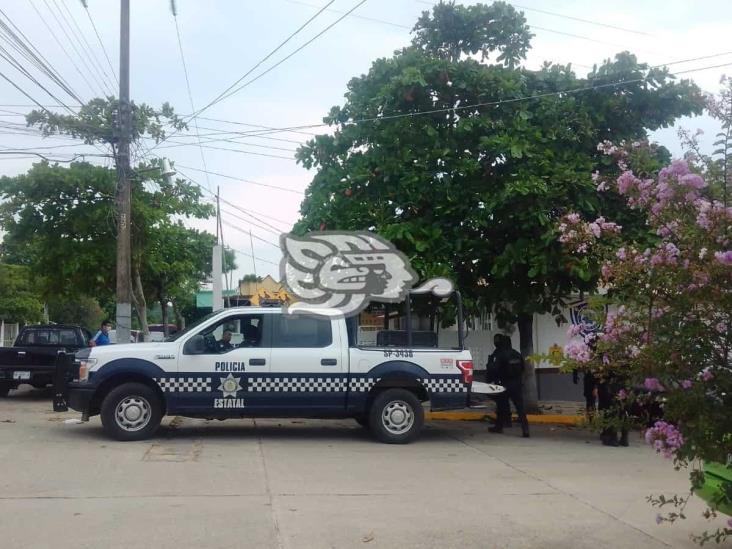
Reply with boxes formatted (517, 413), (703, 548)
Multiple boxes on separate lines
(59, 305), (488, 444)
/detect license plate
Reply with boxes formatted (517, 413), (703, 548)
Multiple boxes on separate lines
(13, 371), (30, 381)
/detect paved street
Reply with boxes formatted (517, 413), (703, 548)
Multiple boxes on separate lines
(0, 387), (726, 549)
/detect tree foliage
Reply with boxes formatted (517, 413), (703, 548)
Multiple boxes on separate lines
(294, 1), (703, 327)
(0, 160), (219, 330)
(0, 264), (44, 323)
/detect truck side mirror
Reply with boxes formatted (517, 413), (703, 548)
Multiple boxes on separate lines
(184, 334), (207, 355)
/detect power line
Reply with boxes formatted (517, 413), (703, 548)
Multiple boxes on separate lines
(161, 142), (294, 160)
(27, 0), (98, 97)
(415, 0), (653, 37)
(221, 218), (281, 248)
(196, 116), (318, 136)
(231, 247), (280, 267)
(43, 0), (110, 96)
(175, 164), (304, 195)
(177, 55), (732, 137)
(0, 8), (84, 103)
(171, 5), (212, 193)
(0, 46), (77, 113)
(285, 0), (409, 29)
(149, 0), (339, 154)
(186, 0), (337, 122)
(57, 0), (116, 92)
(213, 0), (369, 106)
(506, 2), (652, 37)
(219, 205), (287, 236)
(80, 0), (119, 86)
(160, 138), (297, 153)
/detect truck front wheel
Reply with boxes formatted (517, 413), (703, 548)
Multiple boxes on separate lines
(368, 389), (424, 444)
(0, 382), (11, 398)
(100, 382), (163, 441)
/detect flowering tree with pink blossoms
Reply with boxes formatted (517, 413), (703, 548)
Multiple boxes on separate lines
(555, 140), (731, 543)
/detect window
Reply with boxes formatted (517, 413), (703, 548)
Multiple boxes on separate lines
(271, 314), (332, 348)
(190, 315), (264, 354)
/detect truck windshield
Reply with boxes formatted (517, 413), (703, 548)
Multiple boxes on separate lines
(164, 311), (220, 342)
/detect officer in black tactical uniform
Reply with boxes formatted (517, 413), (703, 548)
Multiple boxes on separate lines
(486, 334), (530, 438)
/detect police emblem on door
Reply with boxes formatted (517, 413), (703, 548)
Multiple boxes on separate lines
(215, 373), (246, 408)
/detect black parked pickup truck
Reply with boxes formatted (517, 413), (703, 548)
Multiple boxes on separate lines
(0, 324), (90, 396)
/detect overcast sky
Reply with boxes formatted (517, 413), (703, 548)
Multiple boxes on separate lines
(0, 0), (730, 285)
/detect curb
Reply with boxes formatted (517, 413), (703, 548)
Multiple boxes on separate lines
(425, 410), (582, 426)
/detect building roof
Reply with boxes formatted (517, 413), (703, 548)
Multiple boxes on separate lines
(196, 289), (238, 308)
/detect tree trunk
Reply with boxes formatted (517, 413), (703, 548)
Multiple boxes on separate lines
(172, 300), (184, 331)
(130, 262), (149, 342)
(518, 313), (539, 413)
(159, 296), (169, 338)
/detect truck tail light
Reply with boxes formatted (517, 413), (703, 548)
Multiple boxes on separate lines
(456, 359), (473, 384)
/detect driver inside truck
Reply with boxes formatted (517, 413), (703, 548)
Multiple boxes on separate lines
(216, 330), (234, 353)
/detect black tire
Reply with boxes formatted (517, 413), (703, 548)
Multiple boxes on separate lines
(0, 383), (11, 398)
(368, 388), (424, 444)
(354, 416), (369, 428)
(100, 382), (163, 441)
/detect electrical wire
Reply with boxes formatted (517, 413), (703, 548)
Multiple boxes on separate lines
(42, 0), (110, 96)
(27, 0), (99, 97)
(57, 0), (116, 92)
(185, 0), (337, 123)
(170, 56), (732, 138)
(0, 8), (83, 103)
(213, 0), (369, 106)
(171, 6), (212, 193)
(219, 204), (286, 236)
(81, 0), (119, 86)
(175, 164), (304, 194)
(148, 0), (347, 153)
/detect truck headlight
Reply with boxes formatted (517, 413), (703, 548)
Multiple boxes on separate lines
(78, 359), (97, 381)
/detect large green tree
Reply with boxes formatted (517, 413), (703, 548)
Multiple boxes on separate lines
(0, 264), (44, 324)
(294, 1), (703, 408)
(0, 160), (217, 336)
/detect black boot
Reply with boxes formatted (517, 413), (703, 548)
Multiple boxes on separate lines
(522, 430), (530, 438)
(600, 429), (618, 446)
(619, 429), (629, 447)
(489, 426), (503, 434)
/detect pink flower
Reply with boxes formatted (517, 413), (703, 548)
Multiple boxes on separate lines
(714, 250), (732, 265)
(591, 171), (600, 181)
(566, 324), (583, 338)
(601, 263), (613, 278)
(644, 378), (665, 392)
(617, 389), (627, 400)
(616, 248), (627, 260)
(565, 341), (592, 363)
(681, 173), (705, 189)
(716, 321), (727, 334)
(680, 380), (692, 390)
(589, 223), (601, 238)
(700, 368), (714, 382)
(645, 420), (684, 459)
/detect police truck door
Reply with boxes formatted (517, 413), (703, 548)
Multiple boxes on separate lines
(176, 313), (271, 413)
(267, 313), (347, 412)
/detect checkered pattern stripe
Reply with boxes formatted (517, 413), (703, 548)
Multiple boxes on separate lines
(348, 377), (381, 393)
(155, 377), (211, 392)
(421, 378), (467, 393)
(249, 377), (344, 393)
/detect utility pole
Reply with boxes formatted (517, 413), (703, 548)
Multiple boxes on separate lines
(115, 0), (132, 344)
(212, 186), (224, 312)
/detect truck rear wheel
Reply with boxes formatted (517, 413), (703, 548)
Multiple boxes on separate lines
(100, 382), (163, 441)
(368, 389), (424, 444)
(0, 382), (10, 398)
